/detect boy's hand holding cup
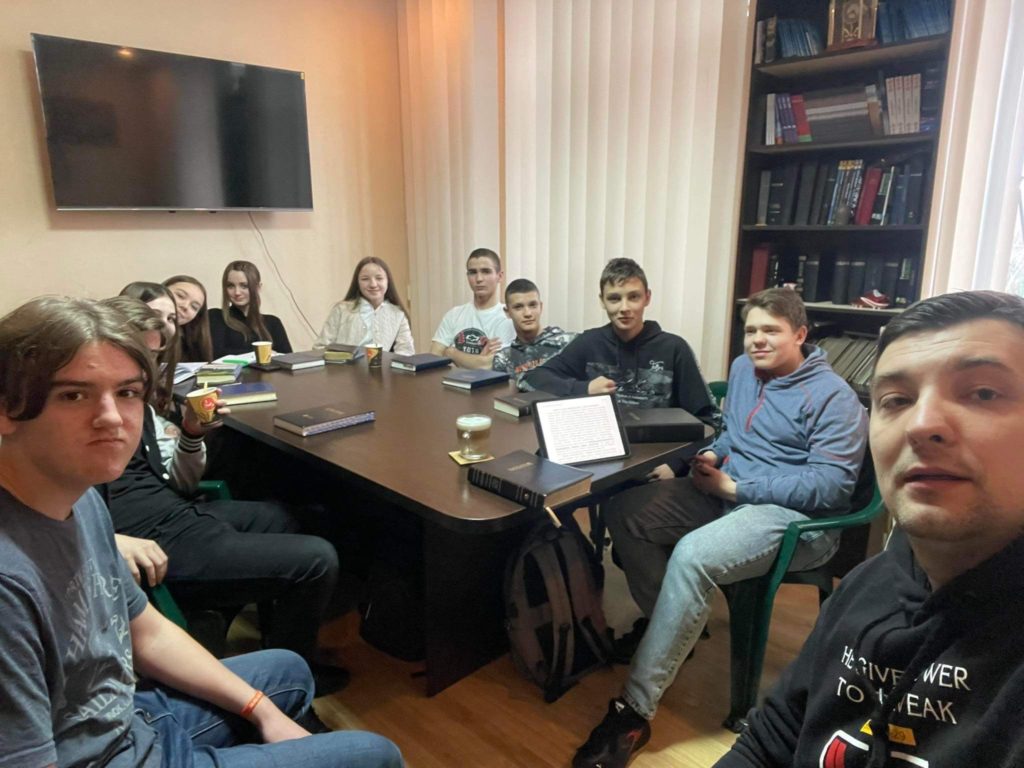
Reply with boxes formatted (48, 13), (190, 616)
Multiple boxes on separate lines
(184, 387), (230, 437)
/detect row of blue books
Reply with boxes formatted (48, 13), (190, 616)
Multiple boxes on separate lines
(878, 0), (952, 43)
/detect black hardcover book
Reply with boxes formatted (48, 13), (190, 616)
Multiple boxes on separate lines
(765, 167), (787, 225)
(493, 390), (559, 418)
(847, 257), (867, 301)
(894, 256), (919, 306)
(863, 254), (885, 293)
(273, 402), (375, 437)
(468, 450), (593, 509)
(274, 351), (326, 371)
(442, 369), (511, 390)
(888, 162), (911, 225)
(903, 155), (926, 224)
(793, 161), (819, 226)
(767, 252), (782, 287)
(756, 169), (772, 225)
(389, 353), (453, 372)
(324, 343), (364, 362)
(620, 407), (707, 444)
(795, 253), (808, 296)
(870, 167), (894, 225)
(809, 161), (831, 226)
(778, 163), (801, 225)
(803, 253), (822, 302)
(831, 257), (851, 305)
(816, 162), (840, 225)
(881, 257), (900, 299)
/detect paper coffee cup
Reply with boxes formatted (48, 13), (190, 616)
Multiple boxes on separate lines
(365, 344), (383, 368)
(252, 341), (272, 364)
(186, 387), (220, 424)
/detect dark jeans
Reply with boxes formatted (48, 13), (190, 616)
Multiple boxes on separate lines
(160, 500), (339, 660)
(134, 650), (403, 768)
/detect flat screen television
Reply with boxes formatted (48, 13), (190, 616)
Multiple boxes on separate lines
(31, 34), (313, 211)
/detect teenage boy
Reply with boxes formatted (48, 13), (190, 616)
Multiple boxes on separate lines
(523, 257), (719, 478)
(492, 278), (577, 390)
(430, 247), (515, 369)
(0, 296), (402, 768)
(574, 287), (868, 768)
(716, 290), (1024, 767)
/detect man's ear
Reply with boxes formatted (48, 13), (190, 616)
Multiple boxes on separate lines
(0, 405), (18, 438)
(795, 325), (809, 345)
(643, 289), (652, 307)
(504, 305), (511, 318)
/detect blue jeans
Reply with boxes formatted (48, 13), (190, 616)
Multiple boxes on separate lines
(606, 478), (838, 719)
(134, 650), (403, 768)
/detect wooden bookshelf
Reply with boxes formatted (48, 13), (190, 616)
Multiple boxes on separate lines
(730, 0), (955, 381)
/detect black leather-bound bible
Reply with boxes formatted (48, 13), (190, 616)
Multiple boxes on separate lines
(468, 450), (593, 509)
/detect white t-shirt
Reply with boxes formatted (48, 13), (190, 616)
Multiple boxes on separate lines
(432, 302), (515, 355)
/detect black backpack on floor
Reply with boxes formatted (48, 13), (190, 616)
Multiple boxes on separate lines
(504, 514), (613, 702)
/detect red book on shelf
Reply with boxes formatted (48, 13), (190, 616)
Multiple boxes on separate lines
(790, 94), (812, 143)
(749, 245), (771, 296)
(854, 165), (883, 226)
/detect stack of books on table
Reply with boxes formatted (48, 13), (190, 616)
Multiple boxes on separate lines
(195, 363), (242, 388)
(390, 353), (452, 372)
(323, 344), (364, 364)
(442, 369), (510, 390)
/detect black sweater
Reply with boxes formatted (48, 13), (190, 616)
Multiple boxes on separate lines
(716, 529), (1024, 767)
(209, 305), (292, 359)
(522, 320), (719, 423)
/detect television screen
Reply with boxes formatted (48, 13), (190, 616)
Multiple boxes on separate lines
(31, 34), (313, 211)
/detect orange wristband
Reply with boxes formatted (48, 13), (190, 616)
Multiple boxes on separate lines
(240, 690), (265, 719)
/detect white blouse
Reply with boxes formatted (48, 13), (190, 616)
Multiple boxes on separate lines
(314, 298), (415, 355)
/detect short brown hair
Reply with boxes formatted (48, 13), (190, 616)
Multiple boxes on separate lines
(467, 248), (501, 271)
(742, 287), (808, 332)
(600, 258), (648, 293)
(0, 296), (155, 421)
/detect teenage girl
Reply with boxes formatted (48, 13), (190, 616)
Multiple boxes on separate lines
(118, 282), (180, 413)
(164, 275), (213, 362)
(208, 260), (293, 358)
(315, 256), (415, 355)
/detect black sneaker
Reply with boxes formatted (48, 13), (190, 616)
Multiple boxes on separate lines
(309, 663), (351, 698)
(573, 698), (651, 768)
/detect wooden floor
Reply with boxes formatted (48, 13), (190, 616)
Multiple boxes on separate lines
(299, 533), (824, 768)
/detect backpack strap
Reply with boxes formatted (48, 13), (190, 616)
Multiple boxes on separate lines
(531, 540), (576, 697)
(556, 531), (613, 664)
(505, 540), (553, 683)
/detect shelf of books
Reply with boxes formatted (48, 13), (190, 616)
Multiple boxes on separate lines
(730, 0), (954, 396)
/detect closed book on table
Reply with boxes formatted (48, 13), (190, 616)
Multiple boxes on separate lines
(468, 450), (593, 509)
(442, 369), (511, 390)
(273, 402), (375, 437)
(324, 344), (364, 363)
(275, 351), (326, 371)
(831, 258), (851, 304)
(215, 382), (278, 406)
(390, 353), (452, 372)
(620, 407), (706, 444)
(494, 390), (558, 418)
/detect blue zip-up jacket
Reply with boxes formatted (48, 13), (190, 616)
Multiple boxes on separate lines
(708, 344), (867, 514)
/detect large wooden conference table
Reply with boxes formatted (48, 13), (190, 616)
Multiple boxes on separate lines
(220, 354), (705, 695)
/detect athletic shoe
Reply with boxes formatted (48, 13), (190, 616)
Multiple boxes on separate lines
(572, 698), (651, 768)
(853, 289), (891, 309)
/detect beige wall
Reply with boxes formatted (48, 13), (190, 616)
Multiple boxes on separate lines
(0, 0), (408, 350)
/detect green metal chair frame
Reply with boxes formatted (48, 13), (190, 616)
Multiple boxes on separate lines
(722, 482), (885, 732)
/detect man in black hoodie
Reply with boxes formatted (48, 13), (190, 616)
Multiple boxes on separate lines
(523, 258), (719, 478)
(715, 290), (1024, 768)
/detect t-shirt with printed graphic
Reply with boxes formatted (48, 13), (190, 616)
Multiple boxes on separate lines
(0, 487), (158, 768)
(432, 302), (515, 356)
(492, 326), (577, 391)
